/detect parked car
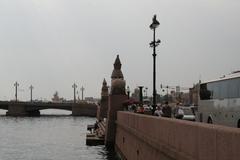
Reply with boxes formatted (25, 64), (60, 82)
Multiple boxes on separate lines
(181, 107), (195, 121)
(143, 104), (151, 111)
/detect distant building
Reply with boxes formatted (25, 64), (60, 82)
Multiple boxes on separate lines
(131, 88), (140, 101)
(85, 97), (100, 104)
(52, 91), (65, 103)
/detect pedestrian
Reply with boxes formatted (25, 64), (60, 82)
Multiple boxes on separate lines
(131, 104), (136, 112)
(174, 102), (184, 119)
(154, 106), (163, 117)
(137, 104), (144, 114)
(94, 121), (99, 130)
(162, 101), (172, 118)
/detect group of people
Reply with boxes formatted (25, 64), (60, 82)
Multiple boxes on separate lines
(125, 101), (185, 119)
(154, 102), (184, 119)
(154, 101), (171, 117)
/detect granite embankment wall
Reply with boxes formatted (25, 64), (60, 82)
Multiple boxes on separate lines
(115, 111), (240, 160)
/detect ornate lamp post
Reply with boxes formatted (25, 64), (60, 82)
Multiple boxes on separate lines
(149, 15), (161, 114)
(80, 86), (85, 101)
(29, 85), (34, 103)
(14, 81), (19, 102)
(72, 83), (77, 103)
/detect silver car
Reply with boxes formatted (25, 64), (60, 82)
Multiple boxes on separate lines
(181, 107), (195, 121)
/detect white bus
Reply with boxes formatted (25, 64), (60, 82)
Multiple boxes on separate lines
(197, 71), (240, 128)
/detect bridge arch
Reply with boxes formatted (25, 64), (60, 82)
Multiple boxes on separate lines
(40, 109), (72, 115)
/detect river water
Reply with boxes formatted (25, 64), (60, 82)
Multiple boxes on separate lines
(0, 110), (116, 160)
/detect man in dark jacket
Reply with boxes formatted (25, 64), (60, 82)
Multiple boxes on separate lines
(162, 101), (172, 118)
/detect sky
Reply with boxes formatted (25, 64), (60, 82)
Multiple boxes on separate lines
(0, 0), (239, 101)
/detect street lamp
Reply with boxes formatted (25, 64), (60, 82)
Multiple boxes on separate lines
(138, 86), (144, 104)
(126, 86), (130, 99)
(149, 15), (161, 115)
(72, 83), (77, 103)
(14, 81), (19, 102)
(145, 87), (148, 97)
(29, 85), (34, 103)
(80, 86), (85, 101)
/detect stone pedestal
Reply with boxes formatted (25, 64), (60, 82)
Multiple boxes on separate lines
(6, 103), (40, 116)
(96, 105), (101, 120)
(105, 94), (127, 147)
(98, 96), (108, 121)
(6, 103), (28, 116)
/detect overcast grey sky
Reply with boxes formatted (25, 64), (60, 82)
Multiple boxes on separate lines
(0, 0), (239, 101)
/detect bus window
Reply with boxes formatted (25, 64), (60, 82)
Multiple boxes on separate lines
(200, 83), (211, 100)
(220, 80), (228, 99)
(239, 78), (240, 98)
(211, 82), (220, 99)
(228, 78), (240, 98)
(201, 77), (240, 100)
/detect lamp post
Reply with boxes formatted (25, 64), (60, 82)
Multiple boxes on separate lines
(77, 91), (80, 101)
(145, 87), (148, 97)
(126, 86), (130, 99)
(138, 86), (144, 104)
(14, 81), (19, 102)
(29, 85), (34, 103)
(80, 86), (85, 101)
(72, 83), (77, 103)
(149, 15), (160, 114)
(166, 85), (169, 102)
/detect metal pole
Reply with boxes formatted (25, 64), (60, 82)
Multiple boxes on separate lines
(138, 86), (144, 103)
(29, 85), (33, 102)
(145, 87), (148, 97)
(150, 14), (160, 115)
(152, 28), (157, 114)
(14, 82), (19, 102)
(15, 83), (17, 101)
(80, 86), (85, 101)
(167, 86), (169, 102)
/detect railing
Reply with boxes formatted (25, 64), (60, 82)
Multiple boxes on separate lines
(115, 111), (240, 160)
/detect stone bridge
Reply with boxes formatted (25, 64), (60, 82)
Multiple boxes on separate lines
(0, 101), (97, 116)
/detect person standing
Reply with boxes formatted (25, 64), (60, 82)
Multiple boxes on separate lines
(154, 106), (163, 117)
(162, 101), (172, 118)
(174, 103), (184, 119)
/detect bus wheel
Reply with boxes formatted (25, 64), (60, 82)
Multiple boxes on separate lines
(238, 120), (240, 128)
(207, 117), (213, 124)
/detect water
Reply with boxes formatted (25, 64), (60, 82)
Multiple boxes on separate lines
(0, 110), (116, 160)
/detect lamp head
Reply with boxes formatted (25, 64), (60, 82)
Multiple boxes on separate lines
(150, 15), (160, 29)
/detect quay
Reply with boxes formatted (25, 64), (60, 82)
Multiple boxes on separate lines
(86, 121), (106, 146)
(86, 55), (240, 160)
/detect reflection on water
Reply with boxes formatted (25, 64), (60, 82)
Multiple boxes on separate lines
(0, 109), (118, 160)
